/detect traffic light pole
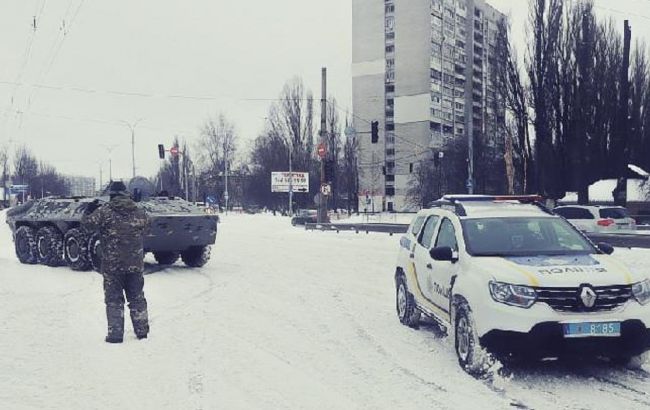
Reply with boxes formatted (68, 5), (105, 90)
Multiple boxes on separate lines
(318, 67), (327, 224)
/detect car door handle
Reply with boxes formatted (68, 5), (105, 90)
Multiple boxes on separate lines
(426, 263), (433, 269)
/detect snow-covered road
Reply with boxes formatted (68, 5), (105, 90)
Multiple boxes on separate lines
(1, 212), (649, 410)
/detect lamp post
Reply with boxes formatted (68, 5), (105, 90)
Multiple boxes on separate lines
(121, 118), (144, 178)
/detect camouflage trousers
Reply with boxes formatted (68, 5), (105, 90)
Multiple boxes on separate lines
(103, 270), (149, 338)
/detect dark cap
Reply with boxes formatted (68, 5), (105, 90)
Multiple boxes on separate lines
(108, 181), (129, 199)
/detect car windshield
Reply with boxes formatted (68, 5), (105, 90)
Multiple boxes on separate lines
(461, 217), (597, 256)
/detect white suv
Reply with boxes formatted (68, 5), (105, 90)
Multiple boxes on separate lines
(395, 195), (650, 374)
(553, 205), (636, 232)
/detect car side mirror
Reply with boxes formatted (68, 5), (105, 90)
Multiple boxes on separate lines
(597, 242), (614, 255)
(430, 246), (458, 262)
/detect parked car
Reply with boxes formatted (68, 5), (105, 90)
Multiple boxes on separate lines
(291, 209), (318, 226)
(553, 205), (636, 232)
(395, 195), (650, 375)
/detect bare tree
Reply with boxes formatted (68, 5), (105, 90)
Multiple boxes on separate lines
(495, 17), (532, 193)
(526, 0), (565, 200)
(0, 145), (9, 203)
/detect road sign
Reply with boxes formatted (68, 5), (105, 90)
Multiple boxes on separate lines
(206, 195), (217, 205)
(320, 183), (331, 196)
(317, 143), (326, 159)
(170, 146), (179, 156)
(271, 172), (309, 193)
(10, 184), (29, 193)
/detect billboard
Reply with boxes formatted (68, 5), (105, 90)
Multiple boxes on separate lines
(271, 172), (309, 193)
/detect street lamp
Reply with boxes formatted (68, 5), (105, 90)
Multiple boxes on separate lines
(121, 118), (144, 178)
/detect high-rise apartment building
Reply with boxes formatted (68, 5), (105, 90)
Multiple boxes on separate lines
(352, 0), (506, 211)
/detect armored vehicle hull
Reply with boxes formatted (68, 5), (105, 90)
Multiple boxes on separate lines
(5, 189), (218, 271)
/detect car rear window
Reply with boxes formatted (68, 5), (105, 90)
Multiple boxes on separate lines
(554, 207), (594, 220)
(599, 208), (629, 219)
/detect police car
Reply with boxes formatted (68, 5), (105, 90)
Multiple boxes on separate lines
(395, 195), (650, 374)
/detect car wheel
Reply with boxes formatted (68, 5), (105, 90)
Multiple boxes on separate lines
(291, 219), (297, 226)
(154, 251), (180, 265)
(455, 302), (490, 376)
(396, 274), (420, 328)
(611, 352), (648, 369)
(14, 226), (38, 264)
(63, 228), (92, 271)
(181, 245), (211, 267)
(36, 226), (64, 267)
(88, 232), (102, 273)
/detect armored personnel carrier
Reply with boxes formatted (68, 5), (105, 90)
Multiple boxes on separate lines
(5, 178), (218, 271)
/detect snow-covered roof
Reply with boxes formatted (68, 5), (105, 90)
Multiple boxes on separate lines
(560, 179), (650, 203)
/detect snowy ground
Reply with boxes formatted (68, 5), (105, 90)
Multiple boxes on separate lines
(1, 211), (650, 410)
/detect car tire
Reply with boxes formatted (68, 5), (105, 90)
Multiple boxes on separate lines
(154, 251), (180, 265)
(36, 226), (64, 267)
(291, 219), (297, 226)
(14, 226), (38, 264)
(454, 302), (490, 376)
(181, 245), (211, 268)
(396, 274), (421, 328)
(611, 352), (648, 369)
(63, 228), (92, 271)
(88, 232), (102, 273)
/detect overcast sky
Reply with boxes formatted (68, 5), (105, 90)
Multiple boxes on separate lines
(1, 0), (649, 182)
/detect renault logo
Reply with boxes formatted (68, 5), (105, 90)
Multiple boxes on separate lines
(580, 286), (597, 308)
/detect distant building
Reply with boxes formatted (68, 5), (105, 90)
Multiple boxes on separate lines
(352, 0), (507, 211)
(66, 176), (96, 197)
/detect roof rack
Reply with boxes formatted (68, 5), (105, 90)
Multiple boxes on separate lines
(428, 194), (552, 216)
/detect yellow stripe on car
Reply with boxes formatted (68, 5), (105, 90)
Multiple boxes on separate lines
(603, 257), (633, 285)
(502, 260), (541, 287)
(406, 262), (451, 321)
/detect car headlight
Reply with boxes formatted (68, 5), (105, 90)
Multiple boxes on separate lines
(489, 281), (537, 308)
(632, 279), (650, 305)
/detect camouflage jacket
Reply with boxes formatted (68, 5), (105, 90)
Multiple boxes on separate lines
(81, 196), (149, 274)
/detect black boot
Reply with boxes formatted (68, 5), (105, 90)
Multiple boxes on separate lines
(106, 304), (125, 344)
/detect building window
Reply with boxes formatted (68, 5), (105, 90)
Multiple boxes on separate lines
(385, 187), (395, 196)
(443, 125), (454, 134)
(385, 4), (395, 13)
(386, 123), (395, 131)
(430, 68), (442, 80)
(386, 148), (395, 156)
(385, 45), (395, 53)
(386, 16), (395, 32)
(430, 121), (442, 131)
(385, 84), (395, 93)
(385, 174), (395, 182)
(386, 70), (395, 82)
(431, 93), (441, 103)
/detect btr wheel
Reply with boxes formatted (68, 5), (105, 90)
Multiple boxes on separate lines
(64, 228), (91, 271)
(181, 245), (211, 268)
(36, 226), (64, 267)
(396, 274), (421, 328)
(154, 251), (180, 265)
(454, 302), (490, 376)
(88, 232), (102, 273)
(14, 226), (38, 264)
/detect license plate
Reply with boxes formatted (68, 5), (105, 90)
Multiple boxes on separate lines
(562, 322), (621, 338)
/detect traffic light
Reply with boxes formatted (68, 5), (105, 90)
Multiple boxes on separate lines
(371, 121), (379, 143)
(324, 159), (336, 182)
(158, 144), (165, 159)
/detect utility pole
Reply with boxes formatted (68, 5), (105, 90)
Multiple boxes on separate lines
(318, 67), (327, 223)
(99, 164), (103, 192)
(224, 150), (229, 214)
(288, 144), (293, 216)
(614, 20), (631, 207)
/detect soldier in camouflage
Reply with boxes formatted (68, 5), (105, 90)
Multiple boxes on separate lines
(82, 183), (150, 343)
